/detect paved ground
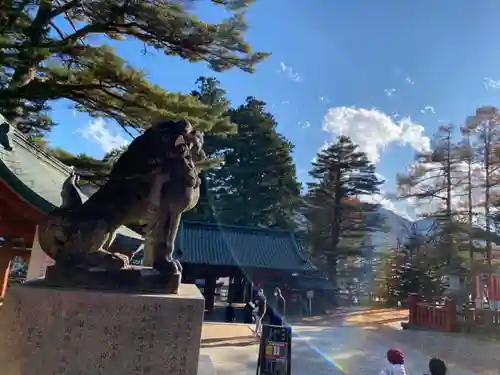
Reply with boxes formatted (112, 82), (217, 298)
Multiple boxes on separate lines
(288, 307), (409, 328)
(200, 309), (500, 375)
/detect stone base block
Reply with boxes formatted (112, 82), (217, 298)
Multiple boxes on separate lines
(198, 355), (217, 375)
(0, 282), (204, 375)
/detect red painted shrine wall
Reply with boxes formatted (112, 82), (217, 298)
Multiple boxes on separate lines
(0, 180), (43, 299)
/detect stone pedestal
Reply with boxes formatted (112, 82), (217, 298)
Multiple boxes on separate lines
(0, 282), (205, 375)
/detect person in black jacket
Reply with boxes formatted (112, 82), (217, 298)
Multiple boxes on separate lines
(225, 302), (235, 323)
(427, 358), (447, 375)
(270, 287), (286, 326)
(254, 289), (267, 337)
(243, 301), (255, 324)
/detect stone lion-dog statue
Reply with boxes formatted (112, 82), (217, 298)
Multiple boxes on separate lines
(37, 119), (205, 292)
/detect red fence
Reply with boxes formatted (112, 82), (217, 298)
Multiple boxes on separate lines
(408, 294), (456, 333)
(456, 307), (500, 334)
(475, 273), (500, 309)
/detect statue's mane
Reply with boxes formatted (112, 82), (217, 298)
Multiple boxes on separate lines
(109, 120), (188, 180)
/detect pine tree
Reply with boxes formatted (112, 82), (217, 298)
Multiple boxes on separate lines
(394, 235), (447, 301)
(0, 0), (269, 136)
(182, 76), (232, 223)
(48, 144), (134, 187)
(102, 144), (129, 165)
(372, 251), (398, 304)
(303, 136), (384, 288)
(211, 97), (301, 229)
(48, 76), (232, 192)
(374, 225), (447, 304)
(48, 148), (113, 186)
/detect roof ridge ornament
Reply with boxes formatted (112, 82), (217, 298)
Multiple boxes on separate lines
(0, 114), (13, 151)
(60, 168), (84, 208)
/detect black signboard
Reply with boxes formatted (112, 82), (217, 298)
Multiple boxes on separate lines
(256, 324), (292, 375)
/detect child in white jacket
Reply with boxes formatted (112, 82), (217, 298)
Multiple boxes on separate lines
(379, 348), (407, 375)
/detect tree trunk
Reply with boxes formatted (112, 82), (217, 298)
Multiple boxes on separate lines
(484, 125), (492, 267)
(328, 163), (343, 291)
(466, 136), (474, 266)
(445, 131), (453, 264)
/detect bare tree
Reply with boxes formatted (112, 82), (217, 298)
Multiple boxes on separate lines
(465, 106), (500, 266)
(397, 125), (464, 265)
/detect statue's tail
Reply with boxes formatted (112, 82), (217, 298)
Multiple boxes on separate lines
(61, 171), (85, 208)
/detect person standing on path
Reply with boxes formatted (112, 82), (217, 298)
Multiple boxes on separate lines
(243, 301), (255, 324)
(254, 289), (267, 337)
(426, 358), (447, 375)
(225, 302), (235, 323)
(270, 287), (286, 326)
(379, 348), (407, 375)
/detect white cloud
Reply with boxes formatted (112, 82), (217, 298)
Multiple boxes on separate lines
(319, 96), (331, 103)
(361, 193), (416, 222)
(384, 88), (396, 97)
(355, 172), (418, 221)
(420, 105), (435, 114)
(484, 77), (500, 90)
(322, 106), (431, 163)
(279, 62), (302, 82)
(405, 77), (415, 85)
(301, 120), (311, 129)
(77, 118), (129, 153)
(281, 100), (290, 105)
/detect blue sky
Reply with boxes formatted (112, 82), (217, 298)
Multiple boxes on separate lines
(47, 1), (500, 218)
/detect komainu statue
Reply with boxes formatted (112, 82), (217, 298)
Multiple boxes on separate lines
(37, 119), (205, 292)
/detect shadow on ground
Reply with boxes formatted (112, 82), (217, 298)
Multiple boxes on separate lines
(346, 316), (407, 328)
(368, 324), (500, 375)
(201, 336), (258, 348)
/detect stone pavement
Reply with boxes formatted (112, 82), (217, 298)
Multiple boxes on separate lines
(200, 321), (499, 375)
(201, 323), (256, 349)
(288, 307), (409, 328)
(369, 325), (500, 375)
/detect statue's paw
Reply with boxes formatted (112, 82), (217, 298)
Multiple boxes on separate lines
(173, 258), (183, 273)
(153, 258), (181, 276)
(85, 251), (129, 271)
(111, 252), (130, 268)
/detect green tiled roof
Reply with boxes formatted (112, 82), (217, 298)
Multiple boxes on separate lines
(0, 117), (143, 247)
(0, 121), (70, 212)
(173, 221), (317, 272)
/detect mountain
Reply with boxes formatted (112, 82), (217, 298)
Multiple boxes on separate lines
(370, 206), (412, 252)
(294, 204), (413, 253)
